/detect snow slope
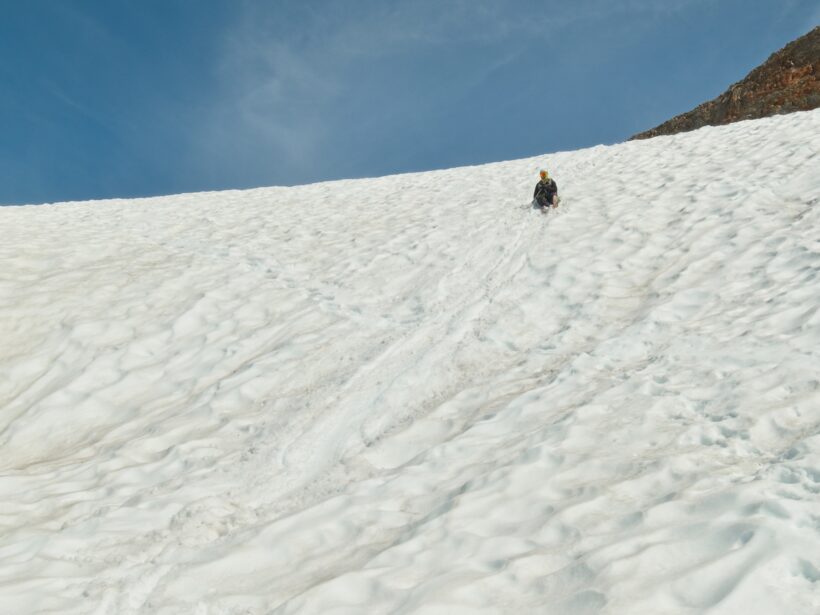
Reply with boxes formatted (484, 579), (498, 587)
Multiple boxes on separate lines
(1, 110), (819, 615)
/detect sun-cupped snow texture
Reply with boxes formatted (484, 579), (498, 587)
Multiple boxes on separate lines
(1, 110), (819, 615)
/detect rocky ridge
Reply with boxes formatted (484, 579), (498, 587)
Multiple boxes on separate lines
(631, 26), (819, 140)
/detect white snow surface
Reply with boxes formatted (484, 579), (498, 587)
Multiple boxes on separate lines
(1, 110), (819, 615)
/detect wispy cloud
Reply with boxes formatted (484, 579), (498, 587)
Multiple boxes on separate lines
(189, 0), (712, 186)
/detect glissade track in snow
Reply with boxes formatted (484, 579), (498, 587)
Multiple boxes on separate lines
(1, 110), (819, 614)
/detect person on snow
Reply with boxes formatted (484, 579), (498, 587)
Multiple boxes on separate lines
(533, 169), (558, 210)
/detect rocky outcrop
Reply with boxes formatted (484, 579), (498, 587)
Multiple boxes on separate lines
(631, 26), (819, 140)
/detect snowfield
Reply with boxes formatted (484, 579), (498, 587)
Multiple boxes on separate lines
(1, 110), (819, 615)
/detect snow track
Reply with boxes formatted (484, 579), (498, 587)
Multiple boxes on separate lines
(1, 110), (819, 614)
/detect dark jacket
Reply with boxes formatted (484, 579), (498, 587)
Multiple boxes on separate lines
(534, 178), (558, 205)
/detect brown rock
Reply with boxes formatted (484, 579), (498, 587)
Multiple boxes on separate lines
(631, 26), (819, 140)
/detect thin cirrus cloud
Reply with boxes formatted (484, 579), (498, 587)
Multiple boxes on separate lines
(2, 0), (814, 204)
(191, 0), (718, 188)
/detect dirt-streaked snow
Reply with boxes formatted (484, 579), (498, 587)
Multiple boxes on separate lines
(1, 110), (819, 614)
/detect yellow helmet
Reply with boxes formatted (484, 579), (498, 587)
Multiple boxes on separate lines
(539, 169), (548, 179)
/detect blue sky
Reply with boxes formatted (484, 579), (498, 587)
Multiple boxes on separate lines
(1, 0), (817, 205)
